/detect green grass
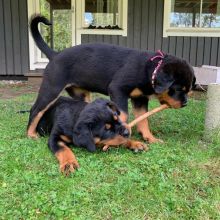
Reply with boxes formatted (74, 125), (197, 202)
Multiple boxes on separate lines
(0, 93), (219, 219)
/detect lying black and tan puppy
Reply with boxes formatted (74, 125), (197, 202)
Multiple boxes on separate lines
(36, 97), (146, 175)
(28, 16), (196, 143)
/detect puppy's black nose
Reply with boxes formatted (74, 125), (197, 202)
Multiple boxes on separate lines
(122, 129), (130, 138)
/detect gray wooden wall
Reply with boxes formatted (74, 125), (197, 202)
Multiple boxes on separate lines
(1, 0), (220, 77)
(81, 0), (220, 67)
(0, 0), (29, 76)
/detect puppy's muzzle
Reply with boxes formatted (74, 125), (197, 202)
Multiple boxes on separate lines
(118, 126), (130, 138)
(122, 129), (130, 138)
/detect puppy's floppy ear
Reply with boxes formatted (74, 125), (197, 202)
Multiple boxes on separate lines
(106, 101), (121, 115)
(72, 121), (96, 152)
(154, 71), (174, 94)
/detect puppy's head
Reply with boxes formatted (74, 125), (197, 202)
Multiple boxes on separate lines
(153, 55), (196, 109)
(72, 98), (130, 152)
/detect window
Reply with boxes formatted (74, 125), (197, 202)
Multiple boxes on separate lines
(84, 0), (121, 29)
(78, 0), (127, 36)
(28, 0), (127, 70)
(163, 0), (220, 37)
(39, 0), (72, 53)
(28, 0), (73, 70)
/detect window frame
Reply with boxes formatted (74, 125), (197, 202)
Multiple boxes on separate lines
(163, 0), (220, 37)
(28, 0), (48, 70)
(76, 0), (128, 38)
(27, 0), (128, 70)
(82, 0), (122, 28)
(28, 0), (75, 70)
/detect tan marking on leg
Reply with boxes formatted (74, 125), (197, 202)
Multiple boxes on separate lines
(133, 108), (162, 143)
(101, 135), (128, 146)
(157, 91), (181, 109)
(129, 88), (143, 98)
(125, 139), (149, 152)
(27, 114), (43, 138)
(27, 97), (60, 138)
(66, 86), (91, 102)
(27, 84), (73, 139)
(94, 137), (101, 144)
(74, 87), (91, 102)
(74, 88), (91, 103)
(60, 135), (72, 143)
(101, 135), (129, 151)
(56, 142), (79, 175)
(100, 135), (147, 152)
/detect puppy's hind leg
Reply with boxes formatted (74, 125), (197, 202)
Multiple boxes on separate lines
(27, 80), (65, 138)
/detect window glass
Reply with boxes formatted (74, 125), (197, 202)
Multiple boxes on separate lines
(40, 0), (72, 54)
(84, 0), (120, 29)
(170, 0), (220, 28)
(201, 0), (220, 27)
(170, 0), (200, 27)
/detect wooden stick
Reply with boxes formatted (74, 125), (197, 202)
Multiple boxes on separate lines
(128, 104), (169, 128)
(102, 104), (168, 152)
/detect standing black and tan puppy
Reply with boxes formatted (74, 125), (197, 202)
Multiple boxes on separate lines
(37, 97), (146, 175)
(28, 15), (195, 143)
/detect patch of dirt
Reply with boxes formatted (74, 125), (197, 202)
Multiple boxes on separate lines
(0, 78), (207, 101)
(0, 78), (42, 99)
(202, 160), (220, 177)
(190, 90), (207, 100)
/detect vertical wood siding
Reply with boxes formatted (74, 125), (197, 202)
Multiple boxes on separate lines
(0, 0), (29, 76)
(81, 0), (220, 67)
(1, 0), (220, 76)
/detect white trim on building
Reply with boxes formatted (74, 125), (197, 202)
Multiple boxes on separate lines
(163, 0), (220, 37)
(27, 0), (128, 70)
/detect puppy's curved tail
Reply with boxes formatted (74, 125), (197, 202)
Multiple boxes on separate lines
(30, 15), (58, 60)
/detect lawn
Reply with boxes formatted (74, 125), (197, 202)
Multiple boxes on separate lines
(0, 92), (219, 219)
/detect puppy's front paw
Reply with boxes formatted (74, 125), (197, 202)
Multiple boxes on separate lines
(56, 146), (80, 176)
(27, 131), (39, 139)
(60, 160), (80, 176)
(102, 145), (110, 151)
(127, 140), (149, 152)
(143, 135), (163, 144)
